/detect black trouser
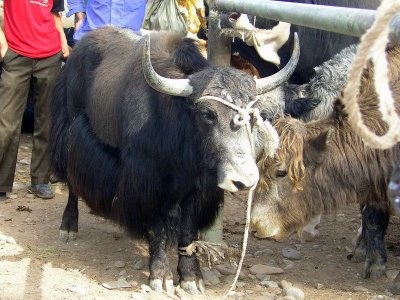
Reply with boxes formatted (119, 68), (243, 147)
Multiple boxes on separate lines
(0, 49), (62, 192)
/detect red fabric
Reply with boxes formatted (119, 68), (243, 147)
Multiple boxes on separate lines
(4, 0), (61, 58)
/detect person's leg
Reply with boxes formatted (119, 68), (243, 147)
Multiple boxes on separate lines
(0, 50), (32, 194)
(29, 52), (62, 198)
(31, 53), (61, 184)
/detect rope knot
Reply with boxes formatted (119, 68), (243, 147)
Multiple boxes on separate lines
(233, 108), (251, 126)
(248, 107), (265, 128)
(179, 241), (227, 268)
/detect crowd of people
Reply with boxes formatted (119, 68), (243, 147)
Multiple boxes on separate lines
(0, 0), (164, 201)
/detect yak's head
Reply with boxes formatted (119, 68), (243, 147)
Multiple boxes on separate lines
(251, 117), (332, 241)
(142, 33), (299, 192)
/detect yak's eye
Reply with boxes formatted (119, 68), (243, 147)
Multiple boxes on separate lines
(276, 170), (287, 177)
(229, 12), (241, 21)
(199, 109), (217, 123)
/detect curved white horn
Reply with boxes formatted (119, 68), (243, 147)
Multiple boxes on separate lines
(256, 32), (300, 95)
(142, 34), (193, 97)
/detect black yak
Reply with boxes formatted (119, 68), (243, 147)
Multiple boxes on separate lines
(50, 26), (299, 294)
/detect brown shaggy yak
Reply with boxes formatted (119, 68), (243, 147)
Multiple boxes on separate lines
(251, 46), (400, 279)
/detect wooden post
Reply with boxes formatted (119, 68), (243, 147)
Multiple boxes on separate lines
(200, 0), (231, 244)
(206, 10), (231, 66)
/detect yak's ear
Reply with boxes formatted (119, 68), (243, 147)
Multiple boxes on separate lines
(284, 97), (320, 118)
(304, 129), (332, 165)
(310, 129), (331, 151)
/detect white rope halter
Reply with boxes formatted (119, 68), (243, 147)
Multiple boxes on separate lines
(196, 95), (279, 158)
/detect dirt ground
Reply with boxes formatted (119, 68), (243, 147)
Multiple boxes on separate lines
(1, 134), (400, 300)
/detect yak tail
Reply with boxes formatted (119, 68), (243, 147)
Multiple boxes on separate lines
(50, 36), (104, 181)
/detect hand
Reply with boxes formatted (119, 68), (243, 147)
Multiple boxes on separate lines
(0, 43), (8, 59)
(0, 28), (8, 59)
(61, 42), (70, 59)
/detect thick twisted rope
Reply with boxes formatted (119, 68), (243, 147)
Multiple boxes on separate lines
(179, 94), (279, 298)
(342, 0), (400, 149)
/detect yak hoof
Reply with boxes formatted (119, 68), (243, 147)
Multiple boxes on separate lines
(165, 279), (174, 295)
(165, 279), (175, 295)
(347, 247), (366, 263)
(180, 280), (205, 295)
(299, 229), (319, 243)
(149, 279), (174, 295)
(388, 276), (400, 295)
(59, 230), (77, 242)
(149, 279), (163, 292)
(198, 279), (206, 293)
(364, 263), (386, 280)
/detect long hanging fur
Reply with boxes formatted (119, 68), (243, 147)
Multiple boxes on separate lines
(50, 27), (224, 240)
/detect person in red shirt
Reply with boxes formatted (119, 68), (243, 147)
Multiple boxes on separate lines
(0, 0), (69, 200)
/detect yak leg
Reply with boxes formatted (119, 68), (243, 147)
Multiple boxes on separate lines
(147, 226), (174, 294)
(362, 205), (388, 279)
(348, 205), (388, 279)
(177, 202), (205, 295)
(388, 271), (400, 295)
(298, 214), (321, 242)
(59, 183), (79, 242)
(348, 228), (366, 263)
(348, 205), (367, 262)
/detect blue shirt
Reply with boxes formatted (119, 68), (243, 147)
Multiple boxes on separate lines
(67, 0), (146, 41)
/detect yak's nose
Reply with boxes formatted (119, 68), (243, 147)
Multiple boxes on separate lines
(233, 180), (247, 191)
(232, 180), (257, 191)
(218, 168), (259, 192)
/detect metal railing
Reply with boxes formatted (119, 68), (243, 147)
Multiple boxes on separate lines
(214, 0), (400, 45)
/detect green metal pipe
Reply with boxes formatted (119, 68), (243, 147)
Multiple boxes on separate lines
(215, 0), (400, 45)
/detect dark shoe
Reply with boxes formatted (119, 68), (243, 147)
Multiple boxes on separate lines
(27, 184), (54, 199)
(0, 192), (6, 201)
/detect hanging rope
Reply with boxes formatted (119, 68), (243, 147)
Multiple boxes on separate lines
(341, 0), (400, 149)
(223, 188), (255, 299)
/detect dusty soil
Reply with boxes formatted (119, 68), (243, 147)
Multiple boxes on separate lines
(1, 134), (400, 300)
